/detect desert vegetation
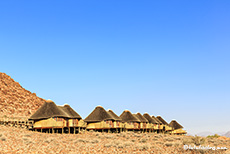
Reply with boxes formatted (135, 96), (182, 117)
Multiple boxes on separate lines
(0, 125), (229, 154)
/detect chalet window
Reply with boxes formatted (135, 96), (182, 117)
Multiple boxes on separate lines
(72, 119), (78, 125)
(134, 122), (137, 128)
(109, 120), (112, 127)
(57, 118), (63, 121)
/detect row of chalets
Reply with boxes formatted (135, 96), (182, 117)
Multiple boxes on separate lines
(29, 99), (187, 135)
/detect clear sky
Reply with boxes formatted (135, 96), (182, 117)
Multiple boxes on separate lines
(0, 1), (229, 135)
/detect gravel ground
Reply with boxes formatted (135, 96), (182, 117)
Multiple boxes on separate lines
(0, 125), (229, 154)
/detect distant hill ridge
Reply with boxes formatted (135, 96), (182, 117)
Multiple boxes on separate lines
(195, 131), (230, 138)
(0, 72), (45, 118)
(225, 131), (230, 138)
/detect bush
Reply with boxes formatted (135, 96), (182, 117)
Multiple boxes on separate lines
(90, 139), (99, 144)
(123, 141), (133, 147)
(117, 144), (124, 148)
(164, 137), (174, 142)
(164, 142), (173, 147)
(207, 134), (220, 138)
(139, 138), (147, 143)
(138, 144), (150, 150)
(182, 137), (193, 145)
(192, 136), (206, 146)
(75, 138), (88, 143)
(104, 143), (112, 148)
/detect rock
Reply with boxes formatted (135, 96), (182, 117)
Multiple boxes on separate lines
(0, 72), (45, 118)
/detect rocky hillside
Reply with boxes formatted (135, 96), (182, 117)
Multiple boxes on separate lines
(225, 131), (230, 138)
(0, 72), (45, 118)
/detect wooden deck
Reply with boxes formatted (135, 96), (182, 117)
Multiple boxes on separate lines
(0, 116), (33, 129)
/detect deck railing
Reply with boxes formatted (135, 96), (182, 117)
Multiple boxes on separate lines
(0, 115), (33, 129)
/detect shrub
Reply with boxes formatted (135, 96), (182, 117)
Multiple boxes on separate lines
(22, 137), (29, 141)
(164, 142), (173, 147)
(155, 141), (163, 144)
(137, 144), (150, 150)
(90, 139), (99, 144)
(192, 136), (206, 146)
(75, 138), (88, 143)
(131, 139), (136, 142)
(139, 138), (147, 143)
(104, 143), (112, 148)
(123, 141), (133, 147)
(117, 144), (124, 148)
(164, 137), (174, 142)
(207, 134), (220, 138)
(182, 137), (192, 145)
(24, 134), (32, 137)
(104, 134), (113, 139)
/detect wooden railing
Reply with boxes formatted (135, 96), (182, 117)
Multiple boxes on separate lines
(0, 116), (33, 129)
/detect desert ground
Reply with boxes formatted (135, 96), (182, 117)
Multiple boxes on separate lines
(0, 125), (229, 154)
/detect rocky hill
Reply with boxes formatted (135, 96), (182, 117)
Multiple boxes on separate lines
(0, 72), (45, 118)
(224, 131), (230, 138)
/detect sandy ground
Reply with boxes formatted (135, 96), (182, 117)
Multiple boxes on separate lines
(0, 125), (229, 154)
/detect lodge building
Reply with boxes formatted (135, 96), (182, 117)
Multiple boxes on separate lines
(28, 99), (187, 135)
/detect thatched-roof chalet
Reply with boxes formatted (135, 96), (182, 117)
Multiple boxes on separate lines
(119, 110), (140, 123)
(152, 116), (162, 124)
(107, 110), (122, 121)
(143, 113), (158, 124)
(29, 100), (69, 120)
(84, 106), (114, 123)
(169, 120), (183, 130)
(134, 113), (148, 123)
(58, 104), (81, 119)
(156, 116), (169, 126)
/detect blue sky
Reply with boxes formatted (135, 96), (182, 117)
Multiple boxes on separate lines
(0, 1), (229, 135)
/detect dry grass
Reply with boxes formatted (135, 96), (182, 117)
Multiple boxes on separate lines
(0, 125), (229, 154)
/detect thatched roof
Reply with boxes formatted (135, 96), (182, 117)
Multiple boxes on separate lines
(169, 120), (183, 129)
(29, 100), (69, 120)
(119, 110), (140, 123)
(143, 113), (158, 124)
(132, 114), (140, 122)
(156, 116), (169, 126)
(107, 110), (122, 121)
(134, 113), (148, 123)
(152, 116), (162, 124)
(58, 104), (82, 119)
(84, 106), (114, 122)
